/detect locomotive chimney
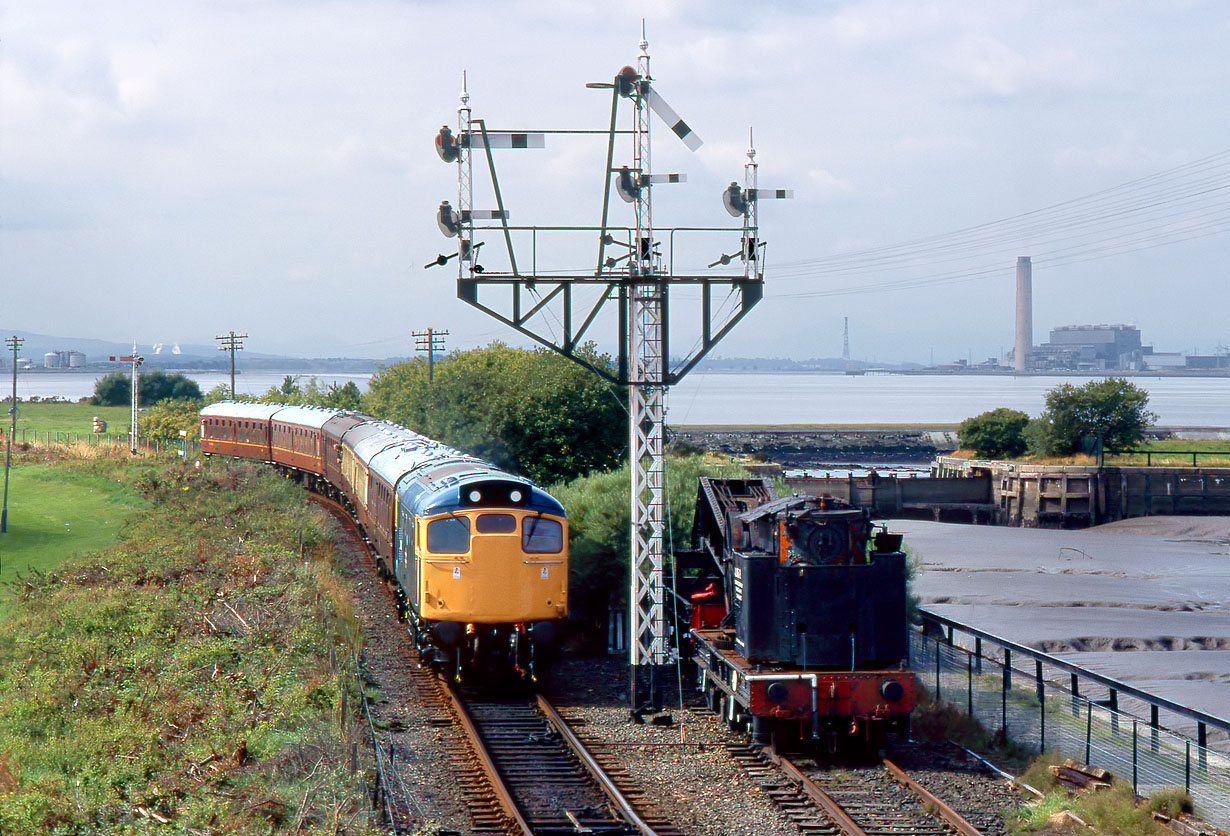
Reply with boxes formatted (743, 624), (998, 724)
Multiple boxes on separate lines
(1014, 256), (1032, 372)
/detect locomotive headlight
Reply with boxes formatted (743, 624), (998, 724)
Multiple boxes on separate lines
(880, 679), (905, 701)
(509, 489), (522, 503)
(469, 489), (481, 503)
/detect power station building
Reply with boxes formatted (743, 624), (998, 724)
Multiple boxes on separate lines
(1031, 324), (1143, 371)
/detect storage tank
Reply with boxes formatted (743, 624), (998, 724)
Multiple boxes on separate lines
(44, 352), (60, 368)
(68, 351), (86, 368)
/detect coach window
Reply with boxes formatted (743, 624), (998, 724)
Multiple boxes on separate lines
(426, 517), (470, 554)
(523, 517), (563, 553)
(476, 514), (516, 534)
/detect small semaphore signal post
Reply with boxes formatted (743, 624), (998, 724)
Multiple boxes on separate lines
(2, 334), (23, 534)
(109, 344), (144, 455)
(427, 33), (789, 712)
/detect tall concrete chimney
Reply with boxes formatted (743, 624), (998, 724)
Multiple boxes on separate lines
(1014, 256), (1032, 372)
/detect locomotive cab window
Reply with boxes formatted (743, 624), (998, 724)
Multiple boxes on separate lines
(427, 517), (470, 554)
(522, 517), (563, 554)
(475, 514), (516, 534)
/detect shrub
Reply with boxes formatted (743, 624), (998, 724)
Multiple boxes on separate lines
(957, 408), (1030, 458)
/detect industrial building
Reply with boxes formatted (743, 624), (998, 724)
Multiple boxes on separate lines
(1032, 324), (1143, 371)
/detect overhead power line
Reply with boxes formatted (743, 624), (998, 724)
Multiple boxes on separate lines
(772, 149), (1230, 298)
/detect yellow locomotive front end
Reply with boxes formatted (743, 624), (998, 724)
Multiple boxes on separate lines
(417, 508), (568, 624)
(394, 474), (569, 681)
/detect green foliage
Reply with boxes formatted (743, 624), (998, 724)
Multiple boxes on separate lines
(1146, 787), (1194, 817)
(0, 458), (375, 834)
(203, 383), (234, 404)
(549, 453), (747, 617)
(92, 371), (130, 406)
(139, 397), (202, 439)
(957, 407), (1029, 458)
(258, 376), (364, 410)
(1026, 377), (1157, 457)
(364, 342), (627, 484)
(92, 371), (201, 406)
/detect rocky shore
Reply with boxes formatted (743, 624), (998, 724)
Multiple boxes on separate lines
(669, 424), (958, 466)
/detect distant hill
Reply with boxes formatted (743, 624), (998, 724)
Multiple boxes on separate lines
(0, 329), (399, 372)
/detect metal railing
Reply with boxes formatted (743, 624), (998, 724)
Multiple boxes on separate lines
(1104, 449), (1228, 466)
(914, 612), (1230, 829)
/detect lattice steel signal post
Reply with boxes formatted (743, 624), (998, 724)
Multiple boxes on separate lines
(429, 36), (789, 710)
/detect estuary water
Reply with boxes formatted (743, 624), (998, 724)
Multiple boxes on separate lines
(12, 369), (1230, 427)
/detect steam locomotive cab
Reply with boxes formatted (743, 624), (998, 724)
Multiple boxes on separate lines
(686, 478), (916, 751)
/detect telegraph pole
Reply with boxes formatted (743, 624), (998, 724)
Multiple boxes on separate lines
(215, 332), (247, 398)
(413, 328), (448, 383)
(2, 335), (23, 534)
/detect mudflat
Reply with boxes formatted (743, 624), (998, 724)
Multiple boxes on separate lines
(896, 516), (1230, 748)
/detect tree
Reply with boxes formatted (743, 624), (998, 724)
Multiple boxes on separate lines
(548, 453), (748, 621)
(94, 371), (201, 406)
(1027, 377), (1157, 457)
(363, 342), (627, 485)
(957, 408), (1029, 459)
(140, 398), (202, 439)
(140, 370), (202, 404)
(93, 372), (130, 406)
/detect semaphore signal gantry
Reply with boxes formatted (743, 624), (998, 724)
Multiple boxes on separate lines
(427, 34), (791, 711)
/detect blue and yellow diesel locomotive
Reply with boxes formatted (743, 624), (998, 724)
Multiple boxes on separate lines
(200, 402), (568, 680)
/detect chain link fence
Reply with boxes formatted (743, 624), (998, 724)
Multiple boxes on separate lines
(912, 626), (1230, 829)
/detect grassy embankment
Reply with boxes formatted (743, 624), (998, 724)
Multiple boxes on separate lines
(913, 698), (1196, 836)
(0, 446), (376, 834)
(0, 462), (148, 608)
(947, 438), (1230, 467)
(4, 401), (132, 439)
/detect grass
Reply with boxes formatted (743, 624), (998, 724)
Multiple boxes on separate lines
(4, 401), (133, 439)
(0, 459), (148, 612)
(0, 452), (379, 834)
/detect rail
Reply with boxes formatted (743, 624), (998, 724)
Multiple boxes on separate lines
(536, 695), (661, 836)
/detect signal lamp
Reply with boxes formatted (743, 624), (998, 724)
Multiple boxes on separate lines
(437, 201), (461, 237)
(616, 166), (639, 203)
(435, 125), (460, 162)
(722, 181), (747, 217)
(616, 66), (638, 98)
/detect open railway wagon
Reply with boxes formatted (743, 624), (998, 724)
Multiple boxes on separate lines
(681, 477), (917, 751)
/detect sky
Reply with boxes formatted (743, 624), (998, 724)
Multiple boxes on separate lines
(2, 0), (1228, 364)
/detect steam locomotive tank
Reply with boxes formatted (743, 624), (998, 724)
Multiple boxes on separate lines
(688, 478), (916, 750)
(731, 496), (909, 668)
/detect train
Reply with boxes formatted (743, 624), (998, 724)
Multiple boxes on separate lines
(199, 401), (569, 682)
(680, 477), (916, 751)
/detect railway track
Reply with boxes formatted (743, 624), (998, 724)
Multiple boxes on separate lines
(726, 742), (996, 836)
(446, 687), (684, 835)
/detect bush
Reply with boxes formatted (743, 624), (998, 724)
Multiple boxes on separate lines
(139, 398), (202, 439)
(957, 408), (1029, 458)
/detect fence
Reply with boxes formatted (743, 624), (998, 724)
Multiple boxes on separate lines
(6, 428), (201, 457)
(913, 613), (1230, 829)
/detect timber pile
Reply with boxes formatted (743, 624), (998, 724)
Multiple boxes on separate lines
(1049, 759), (1113, 792)
(1151, 812), (1217, 836)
